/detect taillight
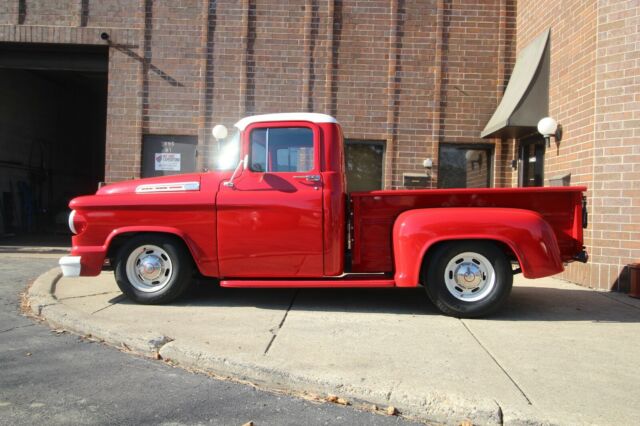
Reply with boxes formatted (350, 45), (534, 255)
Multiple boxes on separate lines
(68, 210), (87, 234)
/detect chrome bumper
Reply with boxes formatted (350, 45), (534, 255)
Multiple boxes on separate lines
(59, 256), (81, 277)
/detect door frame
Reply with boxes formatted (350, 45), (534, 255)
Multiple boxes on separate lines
(518, 134), (545, 187)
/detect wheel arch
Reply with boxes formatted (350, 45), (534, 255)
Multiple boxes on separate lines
(392, 207), (564, 287)
(106, 227), (200, 274)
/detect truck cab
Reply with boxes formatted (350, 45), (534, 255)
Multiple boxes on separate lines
(215, 113), (347, 278)
(60, 113), (588, 318)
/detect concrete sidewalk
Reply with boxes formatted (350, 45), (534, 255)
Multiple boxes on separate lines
(28, 269), (640, 425)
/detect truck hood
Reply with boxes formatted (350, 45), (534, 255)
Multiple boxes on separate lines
(68, 172), (232, 210)
(96, 173), (205, 195)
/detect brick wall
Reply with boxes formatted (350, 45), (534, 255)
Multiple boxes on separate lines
(516, 0), (640, 290)
(0, 0), (513, 188)
(591, 0), (640, 291)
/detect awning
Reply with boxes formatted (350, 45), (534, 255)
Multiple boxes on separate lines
(481, 29), (550, 139)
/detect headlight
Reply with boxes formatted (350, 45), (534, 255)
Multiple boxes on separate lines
(68, 210), (77, 234)
(68, 210), (87, 235)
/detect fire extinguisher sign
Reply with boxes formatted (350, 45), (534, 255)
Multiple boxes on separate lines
(155, 153), (181, 171)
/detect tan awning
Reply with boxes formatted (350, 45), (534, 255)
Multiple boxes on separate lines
(481, 29), (550, 139)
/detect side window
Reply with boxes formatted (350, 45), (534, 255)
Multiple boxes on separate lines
(250, 127), (314, 172)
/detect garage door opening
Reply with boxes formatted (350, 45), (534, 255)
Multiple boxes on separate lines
(0, 43), (108, 242)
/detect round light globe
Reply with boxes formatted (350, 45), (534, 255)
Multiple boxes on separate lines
(537, 117), (558, 137)
(212, 124), (228, 140)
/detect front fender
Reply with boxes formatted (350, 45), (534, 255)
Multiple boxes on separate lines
(392, 208), (563, 287)
(71, 226), (206, 277)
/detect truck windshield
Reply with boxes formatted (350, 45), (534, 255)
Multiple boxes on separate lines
(214, 129), (240, 170)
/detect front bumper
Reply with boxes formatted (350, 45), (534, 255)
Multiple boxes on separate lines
(59, 256), (82, 277)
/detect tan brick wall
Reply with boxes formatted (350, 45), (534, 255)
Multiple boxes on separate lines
(591, 0), (640, 291)
(517, 0), (640, 290)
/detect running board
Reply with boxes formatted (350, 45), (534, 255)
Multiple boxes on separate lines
(220, 278), (396, 288)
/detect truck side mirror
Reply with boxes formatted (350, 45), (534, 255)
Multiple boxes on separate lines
(223, 155), (247, 188)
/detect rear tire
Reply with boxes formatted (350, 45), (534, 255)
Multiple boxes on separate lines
(114, 234), (193, 304)
(425, 241), (512, 318)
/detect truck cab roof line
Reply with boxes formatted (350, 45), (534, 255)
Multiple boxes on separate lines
(234, 113), (338, 130)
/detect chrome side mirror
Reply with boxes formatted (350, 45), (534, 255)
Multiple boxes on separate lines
(223, 155), (247, 188)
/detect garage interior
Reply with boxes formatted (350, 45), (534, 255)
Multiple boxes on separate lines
(0, 43), (108, 242)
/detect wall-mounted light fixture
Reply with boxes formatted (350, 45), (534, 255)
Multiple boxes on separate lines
(537, 117), (562, 148)
(423, 158), (433, 177)
(212, 124), (228, 141)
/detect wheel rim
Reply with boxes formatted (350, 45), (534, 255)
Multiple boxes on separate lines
(125, 244), (173, 293)
(443, 251), (496, 302)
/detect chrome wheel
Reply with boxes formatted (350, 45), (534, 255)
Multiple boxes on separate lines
(125, 244), (173, 293)
(443, 251), (496, 302)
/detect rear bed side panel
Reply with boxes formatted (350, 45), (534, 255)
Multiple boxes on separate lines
(392, 208), (564, 287)
(351, 186), (586, 273)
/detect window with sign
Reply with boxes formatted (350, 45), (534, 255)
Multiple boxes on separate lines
(249, 127), (314, 173)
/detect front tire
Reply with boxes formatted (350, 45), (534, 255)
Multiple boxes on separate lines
(425, 241), (512, 318)
(114, 234), (193, 304)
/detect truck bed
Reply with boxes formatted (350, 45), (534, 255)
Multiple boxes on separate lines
(349, 186), (586, 273)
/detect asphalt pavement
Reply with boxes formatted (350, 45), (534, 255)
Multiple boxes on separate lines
(0, 253), (422, 426)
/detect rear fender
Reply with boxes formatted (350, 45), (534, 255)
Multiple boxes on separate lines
(392, 208), (563, 287)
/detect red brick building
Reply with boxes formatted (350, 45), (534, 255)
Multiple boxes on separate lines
(0, 0), (637, 292)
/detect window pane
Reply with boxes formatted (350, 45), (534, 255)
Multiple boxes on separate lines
(345, 140), (384, 192)
(438, 144), (492, 188)
(249, 128), (267, 172)
(269, 128), (313, 172)
(249, 127), (314, 173)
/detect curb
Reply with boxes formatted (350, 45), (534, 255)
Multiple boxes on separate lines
(28, 268), (552, 426)
(28, 268), (171, 355)
(0, 246), (70, 255)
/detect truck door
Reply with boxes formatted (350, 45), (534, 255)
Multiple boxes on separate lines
(216, 122), (324, 277)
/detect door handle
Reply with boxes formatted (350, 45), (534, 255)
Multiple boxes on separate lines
(293, 174), (321, 182)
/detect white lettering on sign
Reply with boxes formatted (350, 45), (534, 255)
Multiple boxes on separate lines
(155, 153), (181, 171)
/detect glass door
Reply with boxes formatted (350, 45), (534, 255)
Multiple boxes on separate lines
(518, 135), (545, 187)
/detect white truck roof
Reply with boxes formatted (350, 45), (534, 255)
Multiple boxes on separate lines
(234, 113), (338, 130)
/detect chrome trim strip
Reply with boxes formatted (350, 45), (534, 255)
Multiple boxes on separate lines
(135, 181), (200, 193)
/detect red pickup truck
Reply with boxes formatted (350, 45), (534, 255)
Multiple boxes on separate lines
(60, 113), (588, 317)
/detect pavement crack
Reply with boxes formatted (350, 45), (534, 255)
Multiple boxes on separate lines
(494, 399), (504, 425)
(596, 292), (640, 311)
(37, 303), (56, 316)
(0, 323), (35, 334)
(90, 294), (126, 314)
(263, 289), (299, 355)
(58, 291), (120, 301)
(460, 319), (532, 405)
